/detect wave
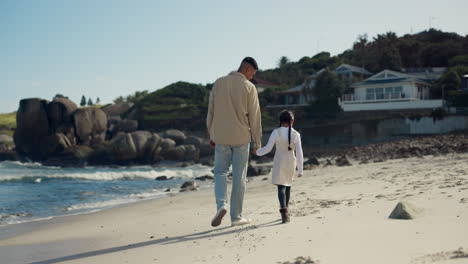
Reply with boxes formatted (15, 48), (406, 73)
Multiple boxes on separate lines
(0, 161), (213, 183)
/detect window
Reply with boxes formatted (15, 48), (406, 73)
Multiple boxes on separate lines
(366, 88), (375, 100)
(376, 88), (384, 99)
(393, 87), (402, 98)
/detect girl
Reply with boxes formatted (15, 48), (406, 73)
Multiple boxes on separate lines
(256, 110), (303, 223)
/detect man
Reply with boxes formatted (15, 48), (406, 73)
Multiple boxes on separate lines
(206, 57), (262, 227)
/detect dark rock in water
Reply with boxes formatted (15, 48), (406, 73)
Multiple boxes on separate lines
(0, 150), (18, 161)
(335, 155), (351, 166)
(73, 108), (107, 146)
(195, 175), (214, 181)
(14, 98), (50, 160)
(43, 145), (94, 167)
(180, 181), (199, 192)
(155, 176), (173, 181)
(247, 165), (271, 177)
(163, 129), (186, 145)
(389, 201), (422, 220)
(165, 188), (171, 192)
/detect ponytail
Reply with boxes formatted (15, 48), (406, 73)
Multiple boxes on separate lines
(279, 110), (294, 151)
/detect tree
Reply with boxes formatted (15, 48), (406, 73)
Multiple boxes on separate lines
(278, 56), (289, 68)
(80, 95), (86, 107)
(87, 98), (93, 106)
(308, 70), (345, 115)
(96, 97), (101, 105)
(53, 94), (68, 100)
(114, 96), (125, 104)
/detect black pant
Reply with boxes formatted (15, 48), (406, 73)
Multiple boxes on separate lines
(277, 185), (291, 209)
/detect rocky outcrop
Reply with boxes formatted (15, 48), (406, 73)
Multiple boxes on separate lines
(73, 108), (107, 146)
(11, 98), (211, 166)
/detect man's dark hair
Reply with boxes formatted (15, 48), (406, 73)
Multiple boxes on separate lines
(242, 57), (258, 70)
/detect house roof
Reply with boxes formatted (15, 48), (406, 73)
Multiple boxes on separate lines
(352, 69), (431, 87)
(251, 77), (280, 87)
(276, 84), (304, 94)
(401, 67), (447, 81)
(334, 64), (373, 75)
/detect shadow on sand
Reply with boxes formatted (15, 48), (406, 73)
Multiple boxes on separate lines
(29, 219), (282, 264)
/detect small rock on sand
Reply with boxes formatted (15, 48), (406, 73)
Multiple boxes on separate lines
(388, 201), (422, 220)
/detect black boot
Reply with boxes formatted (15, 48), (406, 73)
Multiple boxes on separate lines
(279, 208), (290, 223)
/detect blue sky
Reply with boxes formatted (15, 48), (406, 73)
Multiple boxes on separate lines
(1, 0), (467, 113)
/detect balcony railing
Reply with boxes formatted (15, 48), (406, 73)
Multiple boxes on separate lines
(341, 92), (428, 103)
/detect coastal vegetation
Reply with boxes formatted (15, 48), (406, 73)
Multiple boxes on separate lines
(0, 112), (16, 136)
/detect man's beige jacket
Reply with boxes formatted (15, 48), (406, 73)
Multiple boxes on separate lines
(206, 71), (262, 149)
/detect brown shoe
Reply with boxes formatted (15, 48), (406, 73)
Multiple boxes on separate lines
(211, 207), (227, 227)
(279, 208), (290, 223)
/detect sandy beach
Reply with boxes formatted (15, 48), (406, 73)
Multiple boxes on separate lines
(1, 153), (467, 264)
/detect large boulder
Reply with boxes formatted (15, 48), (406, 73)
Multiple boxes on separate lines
(73, 108), (107, 146)
(109, 133), (138, 161)
(163, 129), (186, 145)
(108, 119), (138, 139)
(162, 145), (186, 161)
(199, 139), (213, 157)
(102, 102), (134, 118)
(130, 131), (153, 155)
(183, 144), (199, 162)
(14, 98), (51, 160)
(184, 136), (203, 147)
(43, 133), (73, 155)
(146, 133), (163, 162)
(160, 138), (176, 151)
(108, 131), (162, 163)
(46, 97), (78, 133)
(46, 98), (78, 145)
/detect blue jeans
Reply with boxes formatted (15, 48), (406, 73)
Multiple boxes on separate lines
(214, 143), (250, 220)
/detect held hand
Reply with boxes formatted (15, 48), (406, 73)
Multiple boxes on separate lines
(252, 147), (258, 155)
(209, 140), (216, 148)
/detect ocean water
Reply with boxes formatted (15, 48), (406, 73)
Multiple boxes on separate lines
(0, 161), (213, 226)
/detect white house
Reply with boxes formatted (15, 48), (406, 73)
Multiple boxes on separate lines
(271, 64), (372, 108)
(339, 69), (444, 112)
